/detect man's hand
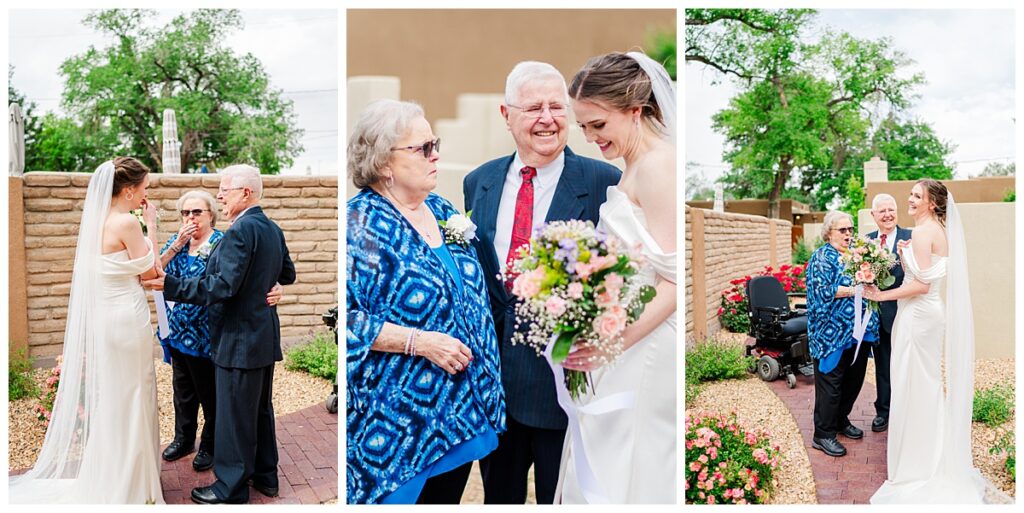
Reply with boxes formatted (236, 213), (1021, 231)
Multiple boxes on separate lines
(142, 275), (165, 291)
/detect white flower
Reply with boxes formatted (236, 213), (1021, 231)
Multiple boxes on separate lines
(196, 240), (217, 259)
(441, 213), (477, 247)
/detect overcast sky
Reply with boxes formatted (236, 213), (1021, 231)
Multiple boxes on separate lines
(685, 9), (1015, 190)
(8, 9), (338, 175)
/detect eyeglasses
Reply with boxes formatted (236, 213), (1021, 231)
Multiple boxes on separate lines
(180, 209), (210, 218)
(218, 186), (247, 195)
(835, 227), (855, 235)
(391, 138), (440, 158)
(506, 102), (568, 118)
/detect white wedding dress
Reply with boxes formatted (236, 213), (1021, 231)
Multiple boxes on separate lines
(871, 196), (1011, 504)
(555, 186), (677, 504)
(10, 162), (164, 504)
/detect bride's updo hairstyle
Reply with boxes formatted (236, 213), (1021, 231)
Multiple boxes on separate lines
(569, 52), (666, 135)
(917, 179), (948, 226)
(112, 156), (151, 197)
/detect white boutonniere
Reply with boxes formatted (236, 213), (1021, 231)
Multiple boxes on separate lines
(439, 212), (476, 248)
(196, 240), (218, 260)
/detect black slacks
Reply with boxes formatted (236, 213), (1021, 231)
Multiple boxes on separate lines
(210, 364), (278, 503)
(416, 461), (474, 504)
(813, 343), (869, 439)
(872, 328), (892, 419)
(479, 416), (566, 504)
(169, 347), (217, 452)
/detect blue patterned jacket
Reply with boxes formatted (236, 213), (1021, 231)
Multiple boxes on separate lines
(346, 189), (506, 504)
(159, 229), (224, 360)
(806, 243), (879, 362)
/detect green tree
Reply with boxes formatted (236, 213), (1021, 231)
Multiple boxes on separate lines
(687, 9), (923, 218)
(37, 9), (302, 173)
(976, 161), (1015, 177)
(645, 28), (677, 80)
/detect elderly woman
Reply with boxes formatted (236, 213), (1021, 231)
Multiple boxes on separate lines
(806, 210), (879, 458)
(158, 189), (282, 472)
(346, 99), (505, 504)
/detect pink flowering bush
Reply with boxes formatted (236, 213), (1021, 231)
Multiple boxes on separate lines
(34, 356), (62, 426)
(685, 411), (781, 504)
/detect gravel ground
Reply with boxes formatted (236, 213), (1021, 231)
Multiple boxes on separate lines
(9, 358), (333, 470)
(691, 331), (1015, 503)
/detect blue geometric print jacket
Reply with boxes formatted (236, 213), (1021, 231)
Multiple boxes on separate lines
(806, 243), (879, 362)
(159, 229), (225, 360)
(346, 189), (506, 504)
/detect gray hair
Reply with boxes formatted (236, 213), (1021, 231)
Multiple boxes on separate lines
(504, 61), (570, 106)
(348, 99), (425, 189)
(221, 164), (263, 199)
(176, 189), (219, 227)
(871, 193), (897, 210)
(821, 210), (854, 240)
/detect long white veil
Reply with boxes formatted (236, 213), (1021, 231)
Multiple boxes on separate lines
(943, 193), (1012, 503)
(626, 51), (676, 141)
(9, 162), (114, 502)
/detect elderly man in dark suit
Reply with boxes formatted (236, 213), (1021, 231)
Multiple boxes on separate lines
(463, 61), (620, 504)
(866, 193), (912, 433)
(147, 164), (296, 504)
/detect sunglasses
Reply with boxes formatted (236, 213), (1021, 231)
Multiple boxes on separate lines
(835, 227), (855, 235)
(180, 209), (210, 217)
(391, 138), (440, 158)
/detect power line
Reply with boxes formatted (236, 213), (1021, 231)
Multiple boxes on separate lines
(687, 156), (1015, 173)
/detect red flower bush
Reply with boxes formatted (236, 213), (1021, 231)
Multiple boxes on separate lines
(718, 265), (806, 333)
(685, 411), (781, 504)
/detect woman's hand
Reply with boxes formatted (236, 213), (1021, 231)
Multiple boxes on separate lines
(418, 332), (473, 375)
(173, 223), (199, 250)
(266, 282), (283, 306)
(141, 199), (158, 226)
(561, 341), (610, 372)
(862, 284), (881, 301)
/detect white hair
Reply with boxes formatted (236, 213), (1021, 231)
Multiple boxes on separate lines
(176, 189), (219, 226)
(347, 99), (425, 189)
(871, 193), (897, 210)
(504, 61), (569, 106)
(821, 210), (853, 240)
(221, 164), (263, 199)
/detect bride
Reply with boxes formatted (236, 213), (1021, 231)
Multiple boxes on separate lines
(10, 157), (166, 503)
(555, 51), (677, 504)
(865, 180), (1009, 504)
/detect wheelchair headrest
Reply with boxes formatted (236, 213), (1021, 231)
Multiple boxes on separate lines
(746, 275), (790, 313)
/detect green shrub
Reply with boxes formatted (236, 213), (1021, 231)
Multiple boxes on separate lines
(973, 383), (1015, 427)
(8, 348), (37, 401)
(687, 337), (751, 384)
(1003, 189), (1015, 202)
(990, 429), (1015, 480)
(792, 237), (824, 266)
(285, 331), (338, 382)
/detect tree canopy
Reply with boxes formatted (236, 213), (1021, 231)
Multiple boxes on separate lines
(28, 9), (302, 173)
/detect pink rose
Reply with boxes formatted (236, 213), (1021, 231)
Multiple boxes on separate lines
(593, 310), (627, 339)
(604, 272), (624, 292)
(567, 282), (584, 299)
(544, 296), (567, 317)
(860, 262), (870, 272)
(752, 448), (769, 465)
(862, 270), (875, 283)
(574, 262), (595, 279)
(595, 290), (616, 308)
(689, 461), (702, 472)
(855, 271), (865, 283)
(512, 272), (540, 299)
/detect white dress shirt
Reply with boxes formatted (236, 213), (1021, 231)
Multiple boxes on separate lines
(494, 151), (565, 272)
(878, 227), (897, 253)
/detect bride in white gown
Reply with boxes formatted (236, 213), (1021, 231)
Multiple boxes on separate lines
(866, 180), (1010, 504)
(555, 52), (677, 504)
(10, 157), (165, 504)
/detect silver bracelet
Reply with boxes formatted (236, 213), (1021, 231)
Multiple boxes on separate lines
(405, 328), (418, 355)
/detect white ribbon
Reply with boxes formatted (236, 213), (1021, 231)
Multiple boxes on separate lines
(152, 290), (170, 338)
(851, 284), (871, 362)
(543, 335), (635, 504)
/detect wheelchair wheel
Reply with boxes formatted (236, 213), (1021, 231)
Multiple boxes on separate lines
(786, 373), (797, 389)
(757, 356), (781, 382)
(326, 393), (338, 414)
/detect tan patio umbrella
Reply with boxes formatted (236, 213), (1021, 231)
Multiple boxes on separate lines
(9, 102), (25, 176)
(162, 108), (181, 174)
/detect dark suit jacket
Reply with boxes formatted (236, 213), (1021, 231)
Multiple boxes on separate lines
(867, 226), (912, 333)
(463, 146), (621, 430)
(165, 206), (296, 369)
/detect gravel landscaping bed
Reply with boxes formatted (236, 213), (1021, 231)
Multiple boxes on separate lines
(9, 358), (332, 471)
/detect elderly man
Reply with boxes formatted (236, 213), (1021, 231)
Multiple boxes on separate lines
(145, 165), (296, 504)
(462, 61), (620, 504)
(866, 193), (912, 433)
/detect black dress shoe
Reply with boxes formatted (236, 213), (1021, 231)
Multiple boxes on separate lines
(191, 485), (244, 505)
(812, 436), (847, 457)
(840, 424), (864, 440)
(251, 481), (279, 498)
(192, 449), (214, 471)
(163, 440), (195, 462)
(872, 416), (889, 432)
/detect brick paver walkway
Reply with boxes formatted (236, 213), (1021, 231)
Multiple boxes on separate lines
(161, 403), (338, 505)
(767, 371), (887, 504)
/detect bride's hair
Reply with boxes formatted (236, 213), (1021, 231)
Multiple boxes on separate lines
(917, 179), (948, 226)
(568, 52), (666, 132)
(111, 156), (150, 197)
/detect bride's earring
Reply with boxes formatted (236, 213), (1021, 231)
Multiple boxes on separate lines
(125, 191), (135, 201)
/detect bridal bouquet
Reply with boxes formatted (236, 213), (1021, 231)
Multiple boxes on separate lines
(507, 220), (656, 399)
(840, 236), (897, 310)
